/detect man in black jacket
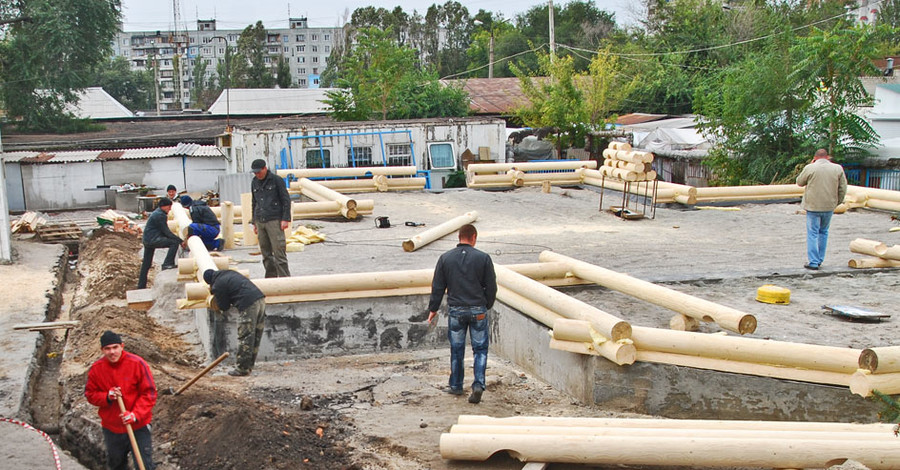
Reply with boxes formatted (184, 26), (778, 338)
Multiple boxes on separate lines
(427, 224), (497, 404)
(180, 195), (222, 251)
(203, 269), (267, 377)
(250, 159), (291, 278)
(137, 197), (182, 289)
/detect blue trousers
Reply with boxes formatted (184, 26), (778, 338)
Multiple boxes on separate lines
(188, 223), (221, 250)
(806, 211), (833, 267)
(448, 306), (489, 392)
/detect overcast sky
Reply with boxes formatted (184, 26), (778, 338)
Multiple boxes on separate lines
(119, 0), (640, 31)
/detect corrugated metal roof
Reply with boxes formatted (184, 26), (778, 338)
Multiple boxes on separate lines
(65, 87), (134, 119)
(615, 113), (672, 126)
(442, 78), (529, 114)
(207, 88), (333, 115)
(1, 143), (223, 164)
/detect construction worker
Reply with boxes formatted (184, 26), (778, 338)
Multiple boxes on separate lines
(137, 197), (182, 289)
(796, 148), (847, 270)
(84, 331), (157, 470)
(166, 184), (177, 200)
(427, 224), (497, 404)
(250, 158), (292, 278)
(203, 269), (267, 377)
(180, 195), (222, 251)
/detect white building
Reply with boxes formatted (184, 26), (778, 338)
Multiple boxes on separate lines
(112, 18), (340, 110)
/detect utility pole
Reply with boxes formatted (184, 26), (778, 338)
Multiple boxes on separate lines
(154, 54), (161, 116)
(0, 128), (11, 263)
(488, 30), (495, 79)
(548, 0), (556, 62)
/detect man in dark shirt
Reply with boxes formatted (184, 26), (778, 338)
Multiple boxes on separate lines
(250, 159), (292, 278)
(180, 195), (222, 251)
(137, 197), (182, 289)
(203, 269), (267, 377)
(427, 224), (497, 404)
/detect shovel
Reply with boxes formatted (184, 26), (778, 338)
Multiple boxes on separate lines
(116, 395), (146, 470)
(162, 352), (229, 396)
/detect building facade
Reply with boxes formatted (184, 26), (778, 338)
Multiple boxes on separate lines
(112, 18), (341, 110)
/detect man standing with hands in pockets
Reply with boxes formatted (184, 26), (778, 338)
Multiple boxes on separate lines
(428, 224), (497, 404)
(250, 159), (292, 278)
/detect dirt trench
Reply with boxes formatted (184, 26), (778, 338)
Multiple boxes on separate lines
(24, 230), (362, 470)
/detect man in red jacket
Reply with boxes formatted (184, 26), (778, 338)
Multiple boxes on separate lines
(85, 331), (157, 470)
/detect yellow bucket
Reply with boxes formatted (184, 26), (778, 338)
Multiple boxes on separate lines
(756, 284), (790, 305)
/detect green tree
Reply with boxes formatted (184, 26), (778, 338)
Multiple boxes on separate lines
(517, 0), (616, 72)
(232, 21), (274, 88)
(877, 0), (900, 29)
(275, 55), (292, 88)
(583, 47), (634, 128)
(0, 0), (122, 131)
(324, 27), (469, 121)
(424, 1), (473, 77)
(512, 53), (588, 156)
(190, 56), (220, 110)
(90, 56), (155, 111)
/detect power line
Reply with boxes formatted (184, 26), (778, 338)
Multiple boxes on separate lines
(440, 43), (547, 80)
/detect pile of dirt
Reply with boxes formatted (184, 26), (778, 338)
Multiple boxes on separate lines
(61, 225), (359, 470)
(75, 229), (143, 304)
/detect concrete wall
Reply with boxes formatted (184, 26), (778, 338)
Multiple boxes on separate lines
(102, 157), (227, 194)
(3, 162), (25, 212)
(22, 162), (106, 211)
(490, 301), (882, 423)
(198, 295), (445, 363)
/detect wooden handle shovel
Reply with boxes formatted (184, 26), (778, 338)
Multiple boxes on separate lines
(115, 395), (146, 470)
(174, 352), (230, 396)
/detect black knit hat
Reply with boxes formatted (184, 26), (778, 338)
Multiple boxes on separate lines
(167, 184), (177, 192)
(100, 330), (122, 347)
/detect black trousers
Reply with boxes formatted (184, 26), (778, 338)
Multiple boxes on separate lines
(137, 240), (180, 289)
(102, 424), (153, 470)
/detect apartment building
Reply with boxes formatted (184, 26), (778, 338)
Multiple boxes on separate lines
(112, 18), (341, 110)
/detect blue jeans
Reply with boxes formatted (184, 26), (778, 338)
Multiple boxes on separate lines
(448, 306), (489, 392)
(806, 210), (833, 267)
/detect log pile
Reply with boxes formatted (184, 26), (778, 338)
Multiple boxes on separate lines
(848, 238), (900, 268)
(440, 415), (900, 469)
(278, 166), (425, 193)
(598, 142), (656, 182)
(10, 211), (48, 233)
(466, 160), (597, 189)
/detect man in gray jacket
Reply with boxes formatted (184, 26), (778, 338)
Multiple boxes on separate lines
(250, 159), (292, 278)
(137, 197), (182, 289)
(796, 148), (847, 270)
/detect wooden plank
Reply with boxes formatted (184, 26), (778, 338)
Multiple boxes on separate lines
(126, 289), (156, 311)
(13, 321), (79, 331)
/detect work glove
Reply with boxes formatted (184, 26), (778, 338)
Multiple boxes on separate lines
(121, 412), (138, 425)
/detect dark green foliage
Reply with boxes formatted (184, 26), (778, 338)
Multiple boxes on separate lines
(872, 390), (900, 424)
(91, 56), (155, 111)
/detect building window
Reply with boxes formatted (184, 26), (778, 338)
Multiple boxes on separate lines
(283, 35), (289, 42)
(312, 77), (319, 85)
(324, 45), (330, 53)
(297, 45), (305, 52)
(428, 143), (456, 169)
(312, 67), (318, 74)
(311, 34), (318, 41)
(311, 45), (318, 52)
(299, 67), (306, 74)
(297, 34), (305, 41)
(312, 57), (318, 63)
(324, 34), (330, 41)
(306, 149), (331, 168)
(387, 144), (412, 166)
(348, 147), (373, 167)
(300, 78), (307, 86)
(297, 56), (305, 63)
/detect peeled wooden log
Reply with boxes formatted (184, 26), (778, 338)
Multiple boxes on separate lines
(878, 244), (900, 261)
(171, 202), (191, 239)
(455, 415), (895, 432)
(631, 326), (860, 374)
(599, 166), (638, 182)
(694, 184), (803, 199)
(495, 264), (631, 342)
(210, 204), (243, 221)
(402, 211), (478, 252)
(669, 314), (700, 331)
(849, 370), (900, 397)
(467, 173), (524, 187)
(438, 432), (900, 468)
(540, 251), (756, 334)
(603, 159), (648, 173)
(467, 160), (597, 174)
(448, 424), (898, 441)
(848, 257), (900, 268)
(635, 349), (851, 387)
(848, 185), (900, 203)
(298, 178), (357, 210)
(582, 176), (687, 203)
(497, 286), (566, 329)
(221, 201), (235, 249)
(177, 256), (230, 275)
(520, 171), (586, 184)
(866, 198), (900, 212)
(849, 238), (887, 258)
(859, 347), (900, 374)
(312, 176), (427, 192)
(277, 165), (417, 179)
(240, 192), (257, 246)
(186, 236), (218, 283)
(550, 318), (636, 365)
(608, 142), (632, 151)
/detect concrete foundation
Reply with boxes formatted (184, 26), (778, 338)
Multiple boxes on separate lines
(194, 291), (882, 422)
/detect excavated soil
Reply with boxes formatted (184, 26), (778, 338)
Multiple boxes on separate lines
(61, 229), (359, 470)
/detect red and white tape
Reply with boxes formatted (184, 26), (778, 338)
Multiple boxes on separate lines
(0, 417), (63, 470)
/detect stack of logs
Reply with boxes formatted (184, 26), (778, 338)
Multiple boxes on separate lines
(440, 415), (900, 468)
(848, 238), (900, 268)
(278, 166), (425, 193)
(466, 161), (597, 189)
(598, 142), (656, 182)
